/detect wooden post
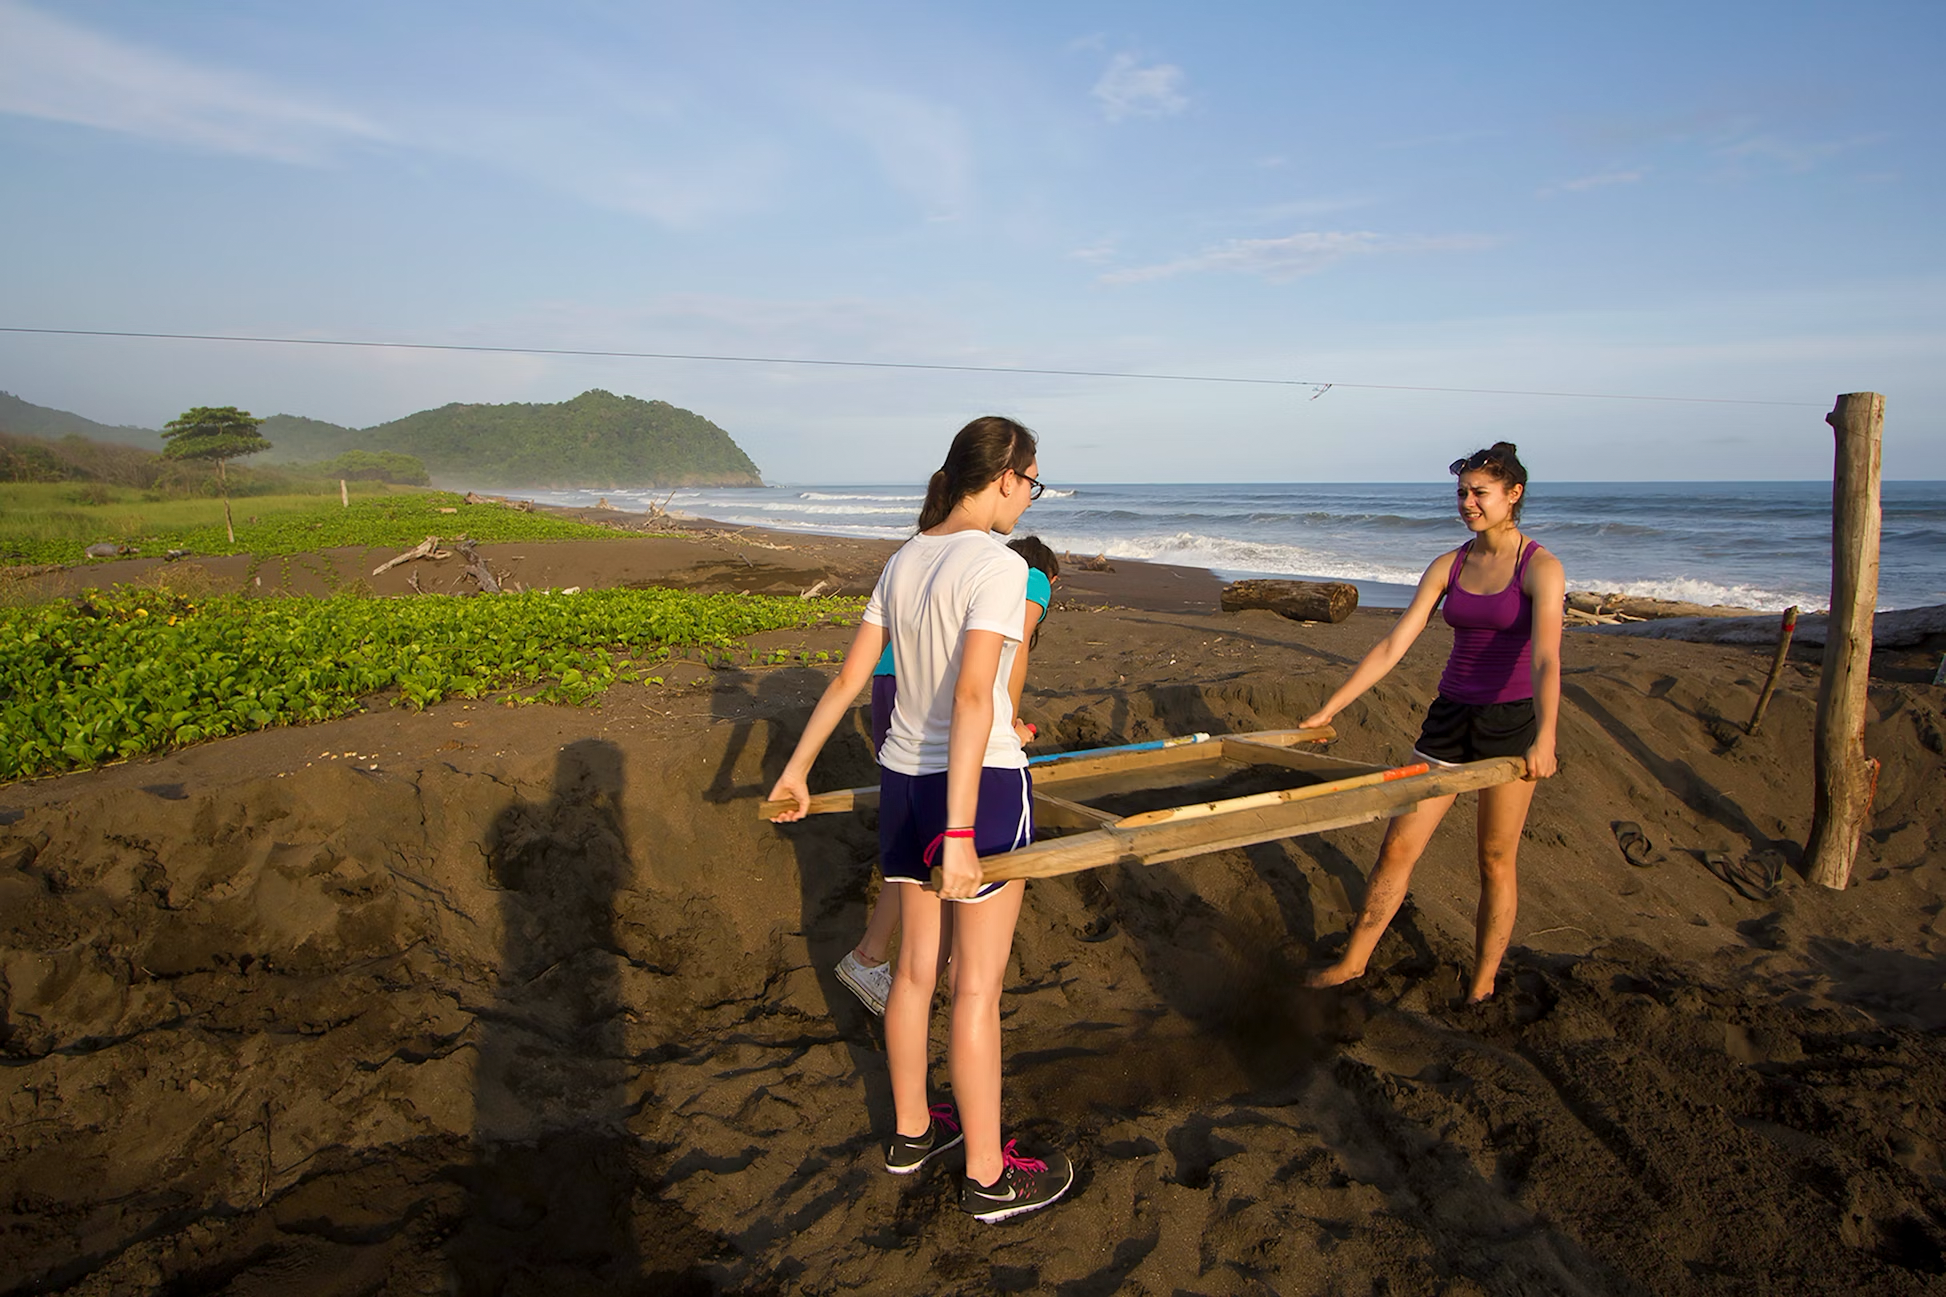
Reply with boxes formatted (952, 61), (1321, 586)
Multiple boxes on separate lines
(1805, 392), (1884, 890)
(1745, 605), (1798, 735)
(218, 457), (235, 545)
(340, 478), (350, 508)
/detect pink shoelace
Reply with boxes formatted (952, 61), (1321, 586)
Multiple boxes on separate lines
(929, 1103), (960, 1134)
(999, 1139), (1046, 1174)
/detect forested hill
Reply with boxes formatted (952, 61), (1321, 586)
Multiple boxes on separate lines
(2, 388), (763, 487)
(263, 390), (763, 487)
(258, 414), (363, 461)
(0, 391), (156, 446)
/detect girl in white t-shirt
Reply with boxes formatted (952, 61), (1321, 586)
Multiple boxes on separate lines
(835, 537), (1058, 1018)
(768, 416), (1075, 1222)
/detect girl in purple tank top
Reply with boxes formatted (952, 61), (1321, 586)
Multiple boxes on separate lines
(1299, 442), (1564, 1004)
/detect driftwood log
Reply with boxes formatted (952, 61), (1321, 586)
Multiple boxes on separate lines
(456, 538), (502, 593)
(372, 536), (448, 576)
(1566, 591), (1756, 620)
(1579, 602), (1945, 648)
(1221, 579), (1358, 624)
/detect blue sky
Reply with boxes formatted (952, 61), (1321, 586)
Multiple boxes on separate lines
(1, 1), (1940, 482)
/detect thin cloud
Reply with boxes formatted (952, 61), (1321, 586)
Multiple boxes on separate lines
(515, 292), (985, 365)
(1377, 128), (1503, 151)
(0, 0), (389, 164)
(1716, 131), (1882, 173)
(1240, 196), (1376, 224)
(0, 3), (780, 225)
(563, 152), (790, 227)
(1576, 107), (1882, 176)
(1577, 106), (1756, 152)
(1092, 53), (1187, 122)
(1540, 167), (1649, 197)
(403, 96), (787, 229)
(1101, 230), (1494, 285)
(816, 86), (972, 220)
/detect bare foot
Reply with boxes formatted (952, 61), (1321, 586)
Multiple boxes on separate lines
(1302, 961), (1366, 990)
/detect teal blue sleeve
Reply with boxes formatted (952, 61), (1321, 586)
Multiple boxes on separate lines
(873, 643), (895, 677)
(1026, 568), (1052, 620)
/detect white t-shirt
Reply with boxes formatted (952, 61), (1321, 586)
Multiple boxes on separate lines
(863, 529), (1029, 775)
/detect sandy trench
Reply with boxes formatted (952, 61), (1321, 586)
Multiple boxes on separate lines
(3, 528), (1946, 1295)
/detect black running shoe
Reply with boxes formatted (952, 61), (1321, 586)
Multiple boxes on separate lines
(883, 1103), (963, 1174)
(959, 1139), (1075, 1221)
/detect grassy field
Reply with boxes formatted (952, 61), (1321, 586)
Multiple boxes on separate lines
(0, 478), (819, 782)
(0, 484), (638, 566)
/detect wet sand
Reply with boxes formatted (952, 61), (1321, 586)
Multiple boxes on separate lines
(3, 519), (1946, 1294)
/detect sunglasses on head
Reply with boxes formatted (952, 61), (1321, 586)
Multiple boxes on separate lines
(1449, 450), (1501, 476)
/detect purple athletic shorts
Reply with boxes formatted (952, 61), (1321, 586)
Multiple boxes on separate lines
(878, 765), (1034, 901)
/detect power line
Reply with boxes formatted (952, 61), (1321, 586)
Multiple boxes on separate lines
(0, 325), (1826, 408)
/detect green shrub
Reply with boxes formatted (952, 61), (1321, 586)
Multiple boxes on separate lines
(0, 585), (861, 781)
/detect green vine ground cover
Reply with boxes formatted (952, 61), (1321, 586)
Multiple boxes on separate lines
(0, 489), (636, 566)
(0, 586), (860, 782)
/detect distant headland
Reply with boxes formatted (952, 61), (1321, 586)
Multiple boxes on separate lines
(0, 388), (764, 489)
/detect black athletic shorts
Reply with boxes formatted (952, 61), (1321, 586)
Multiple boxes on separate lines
(1412, 695), (1537, 766)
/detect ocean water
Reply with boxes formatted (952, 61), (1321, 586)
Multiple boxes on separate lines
(514, 481), (1946, 612)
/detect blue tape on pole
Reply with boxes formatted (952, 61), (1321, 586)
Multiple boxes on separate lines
(1029, 733), (1211, 766)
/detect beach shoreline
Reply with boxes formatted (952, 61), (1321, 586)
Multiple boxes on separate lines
(505, 478), (1946, 614)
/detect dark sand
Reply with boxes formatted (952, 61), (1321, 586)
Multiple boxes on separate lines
(4, 515), (1946, 1294)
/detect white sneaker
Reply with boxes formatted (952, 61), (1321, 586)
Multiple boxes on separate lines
(835, 951), (893, 1015)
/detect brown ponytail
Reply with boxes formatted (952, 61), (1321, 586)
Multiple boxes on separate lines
(1449, 441), (1530, 521)
(917, 416), (1039, 531)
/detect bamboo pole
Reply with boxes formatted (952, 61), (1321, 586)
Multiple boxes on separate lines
(755, 726), (1336, 821)
(1745, 605), (1798, 735)
(1113, 762), (1429, 828)
(1805, 392), (1884, 890)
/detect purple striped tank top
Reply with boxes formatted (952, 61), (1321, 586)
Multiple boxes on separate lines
(1438, 539), (1539, 705)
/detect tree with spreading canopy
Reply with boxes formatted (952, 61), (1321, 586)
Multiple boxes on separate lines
(161, 405), (273, 543)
